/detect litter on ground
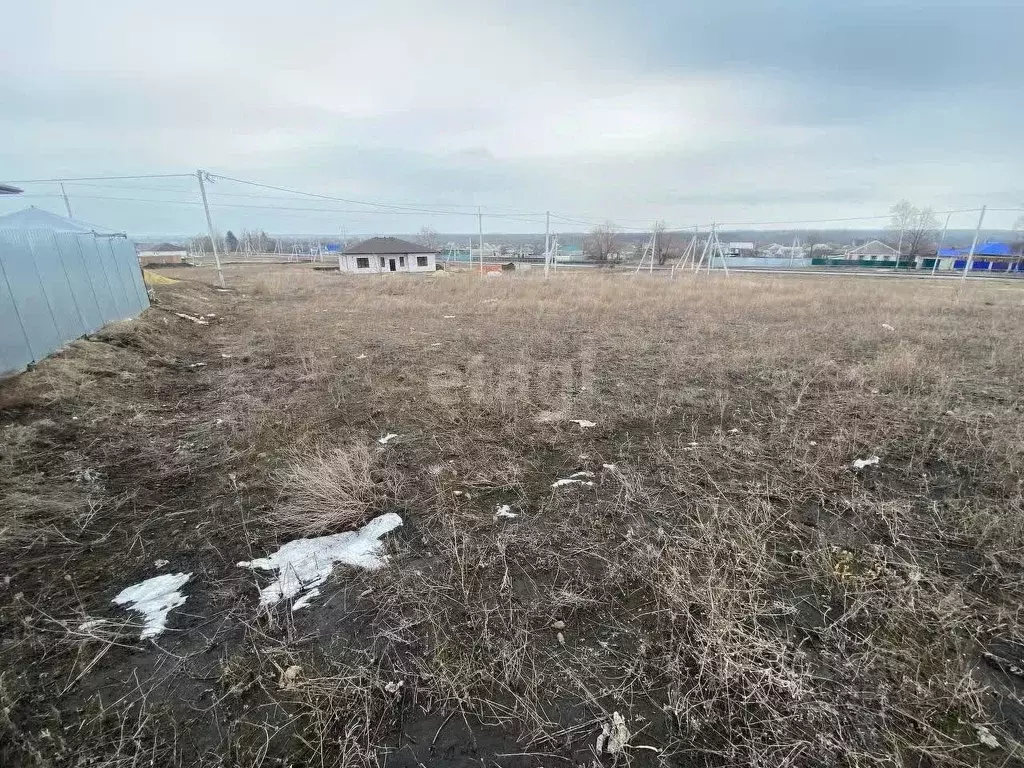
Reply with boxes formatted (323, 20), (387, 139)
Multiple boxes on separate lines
(974, 724), (1000, 749)
(601, 463), (617, 471)
(378, 433), (399, 445)
(882, 323), (896, 331)
(552, 470), (595, 489)
(852, 455), (880, 470)
(174, 312), (209, 325)
(356, 353), (367, 360)
(237, 513), (403, 607)
(569, 419), (597, 428)
(495, 504), (518, 519)
(111, 572), (192, 640)
(596, 712), (631, 755)
(290, 588), (320, 611)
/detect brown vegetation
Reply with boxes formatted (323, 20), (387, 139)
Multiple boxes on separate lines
(2, 265), (1024, 767)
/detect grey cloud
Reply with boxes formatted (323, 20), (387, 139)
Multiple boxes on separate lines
(1, 0), (1021, 234)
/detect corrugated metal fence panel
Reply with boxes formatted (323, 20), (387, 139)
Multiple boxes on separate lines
(0, 258), (34, 374)
(0, 228), (150, 377)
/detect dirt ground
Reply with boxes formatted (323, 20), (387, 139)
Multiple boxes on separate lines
(3, 265), (1024, 767)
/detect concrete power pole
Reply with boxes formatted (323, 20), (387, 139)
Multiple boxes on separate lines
(60, 183), (73, 219)
(960, 206), (987, 283)
(932, 211), (952, 277)
(478, 206), (484, 276)
(544, 210), (550, 279)
(196, 169), (226, 288)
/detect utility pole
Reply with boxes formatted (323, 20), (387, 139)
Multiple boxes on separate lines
(196, 169), (225, 288)
(650, 228), (656, 274)
(60, 183), (73, 219)
(544, 210), (550, 279)
(932, 211), (952, 277)
(960, 206), (987, 283)
(478, 206), (484, 276)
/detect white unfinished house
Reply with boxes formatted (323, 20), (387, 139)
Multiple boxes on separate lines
(339, 237), (438, 274)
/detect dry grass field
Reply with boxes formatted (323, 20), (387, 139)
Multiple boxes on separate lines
(3, 265), (1024, 767)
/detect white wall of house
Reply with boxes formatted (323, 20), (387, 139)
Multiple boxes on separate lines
(338, 252), (436, 274)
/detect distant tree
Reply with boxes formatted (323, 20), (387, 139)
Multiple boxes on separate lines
(416, 226), (440, 252)
(804, 231), (821, 259)
(224, 230), (239, 252)
(652, 220), (676, 265)
(584, 222), (618, 263)
(889, 200), (938, 266)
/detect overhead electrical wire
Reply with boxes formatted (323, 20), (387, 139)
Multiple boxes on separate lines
(2, 173), (195, 184)
(3, 170), (1012, 233)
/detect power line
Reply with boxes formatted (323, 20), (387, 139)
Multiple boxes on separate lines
(2, 173), (195, 184)
(17, 190), (546, 225)
(206, 172), (486, 216)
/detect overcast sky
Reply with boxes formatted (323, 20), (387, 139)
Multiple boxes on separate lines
(1, 0), (1021, 236)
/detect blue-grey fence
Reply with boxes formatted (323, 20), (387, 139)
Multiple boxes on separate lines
(0, 228), (149, 376)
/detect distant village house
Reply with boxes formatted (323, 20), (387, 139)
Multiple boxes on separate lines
(844, 240), (898, 262)
(339, 237), (438, 274)
(137, 243), (187, 266)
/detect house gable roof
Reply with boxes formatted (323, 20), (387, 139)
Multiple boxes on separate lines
(344, 236), (438, 255)
(140, 242), (188, 252)
(846, 239), (897, 256)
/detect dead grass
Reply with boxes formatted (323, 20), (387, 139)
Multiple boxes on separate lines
(270, 441), (403, 535)
(3, 265), (1024, 767)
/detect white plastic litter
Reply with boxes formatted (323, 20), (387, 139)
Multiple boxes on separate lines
(881, 323), (896, 332)
(153, 559), (169, 568)
(852, 456), (880, 470)
(112, 572), (192, 639)
(552, 471), (595, 489)
(601, 463), (617, 471)
(290, 588), (320, 611)
(974, 724), (1000, 749)
(174, 312), (208, 325)
(356, 353), (367, 360)
(495, 504), (518, 519)
(443, 315), (456, 319)
(238, 513), (403, 607)
(596, 712), (631, 755)
(378, 433), (399, 445)
(570, 419), (597, 429)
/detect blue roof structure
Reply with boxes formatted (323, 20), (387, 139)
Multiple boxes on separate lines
(938, 240), (1016, 258)
(975, 241), (1013, 257)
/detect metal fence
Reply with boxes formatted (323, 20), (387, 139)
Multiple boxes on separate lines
(0, 228), (149, 376)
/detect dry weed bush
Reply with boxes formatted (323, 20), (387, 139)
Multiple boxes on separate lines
(270, 441), (402, 534)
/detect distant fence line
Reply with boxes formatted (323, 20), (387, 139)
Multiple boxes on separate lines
(0, 228), (149, 376)
(185, 251), (323, 266)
